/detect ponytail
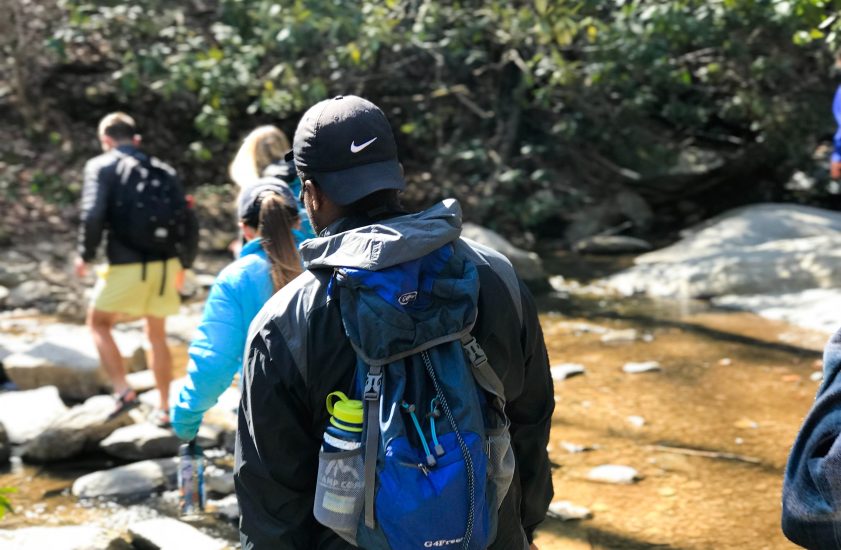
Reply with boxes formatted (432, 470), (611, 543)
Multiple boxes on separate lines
(258, 194), (303, 292)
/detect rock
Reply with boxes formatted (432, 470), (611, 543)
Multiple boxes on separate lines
(0, 258), (38, 288)
(100, 423), (182, 461)
(600, 329), (638, 344)
(565, 190), (653, 243)
(811, 371), (824, 382)
(574, 235), (653, 255)
(23, 395), (134, 462)
(139, 377), (190, 409)
(7, 280), (54, 308)
(461, 223), (545, 281)
(128, 517), (227, 550)
(550, 363), (586, 381)
(0, 422), (9, 463)
(206, 464), (235, 494)
(0, 386), (68, 444)
(547, 500), (593, 521)
(658, 486), (677, 497)
(3, 324), (146, 400)
(718, 358), (732, 366)
(586, 464), (641, 484)
(0, 525), (124, 550)
(626, 415), (646, 427)
(622, 361), (662, 374)
(0, 285), (8, 307)
(733, 417), (759, 430)
(72, 458), (178, 499)
(607, 204), (841, 299)
(560, 441), (599, 454)
(208, 494), (239, 521)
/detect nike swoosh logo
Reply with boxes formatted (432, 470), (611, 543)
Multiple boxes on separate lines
(380, 400), (396, 434)
(350, 137), (377, 153)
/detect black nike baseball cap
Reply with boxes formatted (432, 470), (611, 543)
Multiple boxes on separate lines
(289, 95), (405, 206)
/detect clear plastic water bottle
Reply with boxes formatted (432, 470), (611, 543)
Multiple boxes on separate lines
(178, 439), (205, 516)
(322, 391), (363, 452)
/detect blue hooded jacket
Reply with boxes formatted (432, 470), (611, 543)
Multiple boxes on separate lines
(783, 328), (841, 548)
(833, 84), (841, 164)
(170, 233), (306, 441)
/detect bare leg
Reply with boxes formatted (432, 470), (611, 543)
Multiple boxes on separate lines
(87, 308), (130, 395)
(145, 315), (172, 412)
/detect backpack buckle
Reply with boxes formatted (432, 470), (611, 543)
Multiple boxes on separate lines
(462, 336), (488, 369)
(364, 366), (383, 401)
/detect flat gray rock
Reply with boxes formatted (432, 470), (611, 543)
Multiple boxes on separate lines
(622, 361), (662, 374)
(205, 464), (235, 495)
(550, 363), (586, 381)
(126, 369), (157, 393)
(0, 525), (124, 550)
(586, 464), (641, 484)
(607, 203), (841, 299)
(3, 324), (146, 400)
(547, 500), (593, 521)
(7, 280), (54, 308)
(100, 423), (182, 461)
(128, 517), (227, 550)
(23, 395), (134, 462)
(208, 494), (239, 521)
(461, 223), (545, 281)
(0, 385), (68, 444)
(600, 329), (639, 344)
(72, 457), (178, 499)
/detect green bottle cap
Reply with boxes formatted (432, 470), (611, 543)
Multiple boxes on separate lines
(326, 391), (363, 432)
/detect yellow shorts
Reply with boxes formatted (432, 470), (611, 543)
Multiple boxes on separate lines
(91, 258), (181, 318)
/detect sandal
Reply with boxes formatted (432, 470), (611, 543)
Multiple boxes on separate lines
(106, 388), (140, 422)
(149, 408), (171, 428)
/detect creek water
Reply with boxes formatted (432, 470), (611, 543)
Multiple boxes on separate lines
(0, 289), (827, 549)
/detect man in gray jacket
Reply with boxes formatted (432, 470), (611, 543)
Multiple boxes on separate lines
(235, 95), (553, 549)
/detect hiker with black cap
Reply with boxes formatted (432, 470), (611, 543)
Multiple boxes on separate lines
(170, 178), (307, 441)
(235, 95), (553, 549)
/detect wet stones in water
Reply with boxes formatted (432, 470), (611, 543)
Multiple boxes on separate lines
(551, 363), (586, 381)
(547, 500), (593, 521)
(23, 394), (134, 463)
(0, 525), (124, 550)
(573, 235), (654, 255)
(586, 464), (641, 484)
(72, 457), (179, 499)
(622, 361), (662, 374)
(129, 518), (227, 550)
(0, 385), (68, 444)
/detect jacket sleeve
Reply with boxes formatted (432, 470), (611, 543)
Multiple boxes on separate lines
(782, 328), (841, 549)
(77, 158), (109, 262)
(833, 86), (841, 164)
(506, 280), (554, 543)
(170, 278), (245, 441)
(235, 322), (326, 549)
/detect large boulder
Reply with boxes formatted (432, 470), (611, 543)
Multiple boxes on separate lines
(3, 324), (145, 400)
(461, 223), (545, 281)
(22, 394), (134, 462)
(6, 280), (56, 309)
(72, 457), (179, 499)
(0, 525), (126, 550)
(100, 423), (217, 460)
(0, 385), (68, 444)
(128, 518), (227, 550)
(607, 204), (841, 298)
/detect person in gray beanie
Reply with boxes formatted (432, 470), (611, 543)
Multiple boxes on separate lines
(170, 178), (307, 440)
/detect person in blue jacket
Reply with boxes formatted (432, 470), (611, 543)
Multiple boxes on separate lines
(169, 178), (306, 440)
(832, 49), (841, 180)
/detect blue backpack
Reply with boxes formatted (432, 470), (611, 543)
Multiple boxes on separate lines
(313, 243), (516, 549)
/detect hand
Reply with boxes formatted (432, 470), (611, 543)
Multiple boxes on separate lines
(74, 257), (88, 278)
(832, 161), (841, 180)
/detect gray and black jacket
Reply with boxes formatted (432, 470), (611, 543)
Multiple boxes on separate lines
(77, 145), (197, 267)
(234, 199), (554, 549)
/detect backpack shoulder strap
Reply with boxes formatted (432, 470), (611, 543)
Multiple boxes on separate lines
(454, 239), (523, 327)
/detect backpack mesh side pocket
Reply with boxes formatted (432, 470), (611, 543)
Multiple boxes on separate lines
(314, 447), (365, 545)
(486, 427), (515, 509)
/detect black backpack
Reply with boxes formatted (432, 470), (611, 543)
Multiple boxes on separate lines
(109, 151), (191, 258)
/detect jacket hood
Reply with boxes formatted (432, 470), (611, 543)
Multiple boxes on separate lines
(300, 199), (463, 272)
